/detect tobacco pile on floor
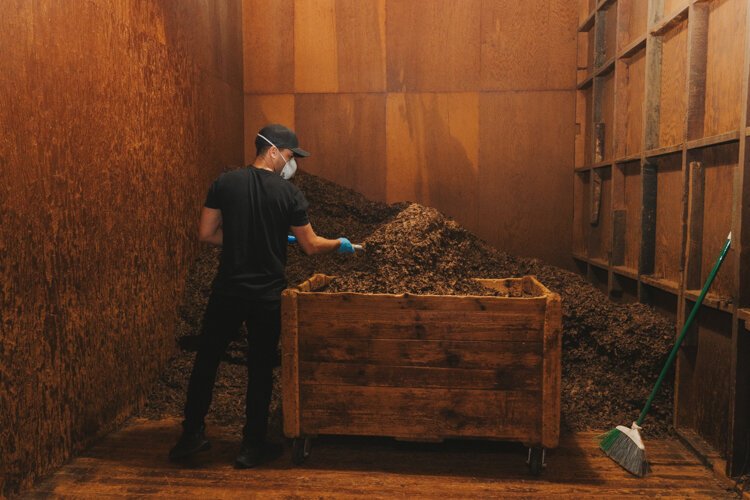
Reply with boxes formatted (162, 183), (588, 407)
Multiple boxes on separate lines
(141, 170), (676, 439)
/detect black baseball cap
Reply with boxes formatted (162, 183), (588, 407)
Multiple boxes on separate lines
(256, 124), (311, 157)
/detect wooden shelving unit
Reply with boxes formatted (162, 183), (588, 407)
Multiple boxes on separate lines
(574, 0), (750, 477)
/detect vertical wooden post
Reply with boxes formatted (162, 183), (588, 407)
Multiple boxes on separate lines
(281, 289), (301, 438)
(684, 159), (706, 291)
(728, 0), (750, 477)
(639, 161), (658, 301)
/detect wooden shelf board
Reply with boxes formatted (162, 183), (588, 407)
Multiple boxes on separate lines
(683, 289), (736, 314)
(645, 143), (684, 158)
(574, 165), (591, 173)
(641, 275), (680, 294)
(745, 126), (750, 137)
(618, 35), (647, 60)
(612, 266), (639, 280)
(572, 252), (588, 263)
(589, 257), (609, 270)
(686, 131), (740, 151)
(591, 160), (613, 170)
(594, 57), (616, 77)
(577, 73), (594, 90)
(650, 4), (690, 36)
(578, 10), (596, 32)
(614, 153), (642, 164)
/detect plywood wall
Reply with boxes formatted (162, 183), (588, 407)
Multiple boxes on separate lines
(243, 0), (578, 269)
(0, 1), (244, 495)
(574, 0), (750, 474)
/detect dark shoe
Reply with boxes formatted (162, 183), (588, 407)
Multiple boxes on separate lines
(234, 442), (283, 469)
(169, 428), (211, 461)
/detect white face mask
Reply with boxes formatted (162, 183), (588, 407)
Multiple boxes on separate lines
(257, 133), (297, 179)
(280, 157), (297, 180)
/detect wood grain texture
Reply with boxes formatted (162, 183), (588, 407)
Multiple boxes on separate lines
(242, 0), (293, 93)
(676, 308), (733, 457)
(386, 0), (481, 91)
(478, 91), (575, 268)
(281, 290), (300, 438)
(622, 162), (642, 271)
(385, 92), (480, 231)
(0, 1), (244, 496)
(618, 0), (649, 49)
(658, 18), (689, 148)
(601, 71), (616, 161)
(652, 154), (684, 285)
(243, 94), (295, 164)
(27, 419), (739, 498)
(603, 2), (618, 63)
(300, 385), (541, 441)
(589, 167), (612, 260)
(616, 48), (646, 158)
(294, 0), (338, 93)
(700, 143), (738, 298)
(573, 171), (591, 255)
(703, 0), (747, 137)
(283, 278), (560, 445)
(296, 93), (387, 203)
(481, 0), (577, 91)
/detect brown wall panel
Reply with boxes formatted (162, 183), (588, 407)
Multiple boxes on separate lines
(622, 162), (642, 271)
(658, 19), (689, 148)
(618, 0), (649, 49)
(297, 93), (387, 204)
(386, 92), (480, 230)
(653, 155), (683, 285)
(481, 0), (577, 91)
(664, 0), (690, 15)
(386, 0), (481, 91)
(589, 168), (613, 261)
(573, 172), (591, 256)
(243, 0), (293, 93)
(478, 91), (575, 268)
(244, 95), (295, 164)
(677, 308), (733, 455)
(703, 0), (747, 138)
(601, 71), (616, 161)
(335, 0), (387, 92)
(615, 49), (646, 158)
(0, 1), (244, 495)
(603, 3), (618, 63)
(294, 0), (338, 93)
(244, 0), (577, 268)
(700, 143), (738, 298)
(294, 0), (386, 93)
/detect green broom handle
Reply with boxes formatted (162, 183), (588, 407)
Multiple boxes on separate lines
(636, 232), (732, 426)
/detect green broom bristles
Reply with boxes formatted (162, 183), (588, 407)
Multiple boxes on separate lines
(599, 423), (651, 477)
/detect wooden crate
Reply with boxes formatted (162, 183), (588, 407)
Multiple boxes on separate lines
(281, 274), (562, 451)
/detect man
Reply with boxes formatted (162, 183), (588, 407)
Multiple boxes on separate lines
(169, 124), (355, 468)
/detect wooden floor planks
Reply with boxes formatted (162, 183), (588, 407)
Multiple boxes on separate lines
(25, 418), (738, 498)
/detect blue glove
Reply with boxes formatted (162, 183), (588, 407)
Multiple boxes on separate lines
(337, 237), (355, 254)
(287, 235), (297, 244)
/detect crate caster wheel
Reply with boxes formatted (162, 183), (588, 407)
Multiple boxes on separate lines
(292, 438), (311, 465)
(527, 447), (545, 476)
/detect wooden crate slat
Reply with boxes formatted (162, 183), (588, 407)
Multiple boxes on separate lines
(299, 361), (541, 391)
(299, 336), (543, 369)
(299, 385), (541, 441)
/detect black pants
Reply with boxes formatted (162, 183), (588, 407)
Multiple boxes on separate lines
(183, 292), (281, 445)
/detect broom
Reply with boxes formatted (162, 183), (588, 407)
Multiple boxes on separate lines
(599, 232), (732, 477)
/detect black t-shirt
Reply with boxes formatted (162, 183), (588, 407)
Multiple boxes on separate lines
(204, 167), (309, 300)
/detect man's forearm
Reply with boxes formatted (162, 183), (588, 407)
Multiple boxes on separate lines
(201, 228), (223, 246)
